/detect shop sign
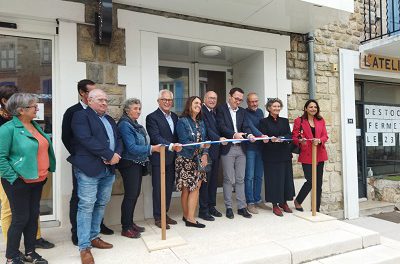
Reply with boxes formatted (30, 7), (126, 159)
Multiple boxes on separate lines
(365, 104), (400, 147)
(361, 53), (400, 73)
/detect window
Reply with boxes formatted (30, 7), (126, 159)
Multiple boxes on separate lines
(387, 0), (400, 35)
(0, 40), (16, 71)
(40, 40), (52, 64)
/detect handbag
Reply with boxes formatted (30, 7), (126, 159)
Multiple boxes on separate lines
(291, 117), (303, 154)
(197, 155), (212, 173)
(142, 161), (151, 176)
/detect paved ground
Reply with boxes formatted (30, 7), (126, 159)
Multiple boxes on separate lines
(0, 204), (387, 264)
(344, 211), (400, 241)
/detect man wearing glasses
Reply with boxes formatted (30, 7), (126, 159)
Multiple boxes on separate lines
(62, 80), (114, 246)
(67, 89), (123, 264)
(199, 91), (226, 221)
(216, 87), (255, 219)
(146, 89), (182, 229)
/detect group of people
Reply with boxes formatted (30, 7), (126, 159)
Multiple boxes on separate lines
(0, 80), (328, 264)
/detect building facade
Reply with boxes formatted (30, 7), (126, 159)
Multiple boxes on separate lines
(1, 0), (398, 229)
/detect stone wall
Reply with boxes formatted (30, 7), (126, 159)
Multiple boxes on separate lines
(287, 0), (365, 213)
(76, 1), (126, 120)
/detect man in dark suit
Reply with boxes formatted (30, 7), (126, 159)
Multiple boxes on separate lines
(146, 89), (182, 229)
(217, 87), (255, 219)
(67, 89), (122, 264)
(61, 80), (113, 246)
(198, 91), (226, 221)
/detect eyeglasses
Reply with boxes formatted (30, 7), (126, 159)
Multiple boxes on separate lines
(248, 100), (259, 104)
(232, 96), (243, 102)
(160, 98), (173, 103)
(24, 105), (39, 110)
(95, 98), (109, 103)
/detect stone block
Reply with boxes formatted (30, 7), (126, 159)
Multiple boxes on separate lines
(87, 63), (103, 83)
(110, 28), (126, 65)
(315, 54), (328, 62)
(330, 173), (343, 193)
(275, 230), (362, 264)
(104, 64), (117, 84)
(292, 80), (308, 93)
(316, 83), (328, 94)
(78, 24), (95, 39)
(295, 60), (307, 69)
(78, 40), (95, 62)
(96, 45), (109, 63)
(108, 94), (123, 106)
(100, 84), (125, 95)
(108, 105), (123, 120)
(328, 77), (338, 94)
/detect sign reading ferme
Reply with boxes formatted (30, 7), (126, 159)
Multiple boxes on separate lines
(365, 105), (400, 147)
(361, 53), (400, 73)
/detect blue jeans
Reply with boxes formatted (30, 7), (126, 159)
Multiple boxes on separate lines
(245, 149), (264, 204)
(74, 167), (115, 251)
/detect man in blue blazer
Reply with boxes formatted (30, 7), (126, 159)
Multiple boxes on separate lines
(217, 87), (255, 219)
(67, 89), (122, 264)
(62, 79), (114, 245)
(146, 89), (182, 229)
(199, 91), (226, 221)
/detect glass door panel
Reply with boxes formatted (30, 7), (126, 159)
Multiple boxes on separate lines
(159, 66), (189, 115)
(0, 34), (53, 216)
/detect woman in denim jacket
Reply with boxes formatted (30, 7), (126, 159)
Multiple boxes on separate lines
(117, 98), (161, 239)
(175, 96), (210, 228)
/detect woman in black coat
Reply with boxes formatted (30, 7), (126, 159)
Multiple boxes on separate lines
(260, 98), (295, 217)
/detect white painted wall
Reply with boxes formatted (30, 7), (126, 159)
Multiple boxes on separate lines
(339, 49), (360, 219)
(233, 51), (265, 108)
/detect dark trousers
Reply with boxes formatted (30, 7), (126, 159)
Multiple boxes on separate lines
(2, 178), (45, 259)
(296, 162), (325, 211)
(119, 160), (143, 231)
(152, 164), (175, 220)
(199, 157), (219, 214)
(70, 169), (78, 239)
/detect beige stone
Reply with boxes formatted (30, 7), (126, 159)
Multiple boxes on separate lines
(292, 80), (308, 93)
(104, 64), (117, 84)
(78, 40), (95, 62)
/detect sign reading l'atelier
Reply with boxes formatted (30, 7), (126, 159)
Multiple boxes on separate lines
(361, 53), (400, 73)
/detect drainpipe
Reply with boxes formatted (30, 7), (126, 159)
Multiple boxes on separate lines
(307, 32), (316, 99)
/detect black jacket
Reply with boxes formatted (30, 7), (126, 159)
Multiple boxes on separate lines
(201, 105), (220, 160)
(259, 115), (292, 163)
(216, 103), (251, 155)
(61, 102), (84, 154)
(146, 108), (178, 166)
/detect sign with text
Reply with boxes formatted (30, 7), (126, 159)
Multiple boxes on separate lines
(361, 53), (400, 73)
(365, 133), (379, 146)
(382, 133), (396, 146)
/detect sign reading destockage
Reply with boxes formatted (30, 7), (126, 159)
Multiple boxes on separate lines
(365, 105), (400, 147)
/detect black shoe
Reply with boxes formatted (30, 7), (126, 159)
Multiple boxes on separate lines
(100, 222), (114, 235)
(209, 207), (222, 217)
(295, 207), (304, 212)
(198, 213), (215, 221)
(24, 251), (48, 264)
(5, 257), (24, 264)
(35, 238), (55, 249)
(71, 235), (78, 246)
(182, 216), (187, 223)
(238, 208), (252, 218)
(226, 208), (234, 219)
(132, 222), (145, 233)
(185, 220), (206, 228)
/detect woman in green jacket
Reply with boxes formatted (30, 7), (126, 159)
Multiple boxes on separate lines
(0, 93), (55, 264)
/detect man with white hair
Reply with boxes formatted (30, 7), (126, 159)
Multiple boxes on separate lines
(146, 89), (182, 229)
(67, 89), (123, 264)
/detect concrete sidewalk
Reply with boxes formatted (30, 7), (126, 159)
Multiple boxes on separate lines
(2, 205), (399, 264)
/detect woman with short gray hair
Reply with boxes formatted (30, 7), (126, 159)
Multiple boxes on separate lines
(117, 98), (161, 238)
(0, 93), (55, 264)
(259, 98), (295, 217)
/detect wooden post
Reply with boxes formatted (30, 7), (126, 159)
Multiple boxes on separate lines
(311, 143), (317, 216)
(160, 145), (167, 240)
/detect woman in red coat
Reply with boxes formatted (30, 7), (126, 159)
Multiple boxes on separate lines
(292, 99), (328, 212)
